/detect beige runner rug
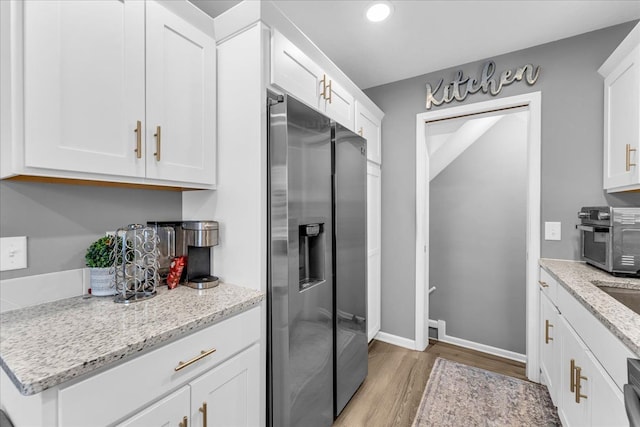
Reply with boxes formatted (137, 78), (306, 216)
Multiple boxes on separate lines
(412, 357), (560, 426)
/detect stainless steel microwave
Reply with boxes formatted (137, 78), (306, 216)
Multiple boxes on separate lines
(577, 207), (640, 277)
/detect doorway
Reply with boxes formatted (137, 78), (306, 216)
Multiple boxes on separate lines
(414, 92), (541, 381)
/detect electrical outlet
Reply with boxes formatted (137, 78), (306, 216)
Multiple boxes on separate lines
(544, 222), (561, 241)
(0, 236), (28, 271)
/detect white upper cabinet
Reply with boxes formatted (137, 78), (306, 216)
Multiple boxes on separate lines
(23, 0), (146, 178)
(271, 28), (323, 109)
(145, 0), (216, 185)
(599, 23), (640, 192)
(321, 76), (355, 130)
(271, 29), (355, 130)
(356, 101), (382, 164)
(4, 0), (216, 188)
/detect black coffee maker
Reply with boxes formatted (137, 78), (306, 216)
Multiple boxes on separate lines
(148, 220), (219, 289)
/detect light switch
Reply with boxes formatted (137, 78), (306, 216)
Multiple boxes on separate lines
(544, 222), (561, 241)
(0, 236), (28, 271)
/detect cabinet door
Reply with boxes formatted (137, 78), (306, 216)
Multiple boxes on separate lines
(271, 29), (324, 109)
(23, 0), (145, 177)
(356, 102), (382, 164)
(146, 0), (216, 185)
(558, 316), (590, 427)
(322, 76), (355, 130)
(117, 386), (190, 427)
(189, 344), (260, 427)
(587, 348), (627, 427)
(367, 162), (381, 341)
(603, 44), (640, 191)
(539, 291), (560, 405)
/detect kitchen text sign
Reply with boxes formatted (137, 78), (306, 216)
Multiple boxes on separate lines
(425, 61), (541, 109)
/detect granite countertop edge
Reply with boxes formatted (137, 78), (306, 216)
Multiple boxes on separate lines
(539, 258), (640, 357)
(0, 285), (264, 396)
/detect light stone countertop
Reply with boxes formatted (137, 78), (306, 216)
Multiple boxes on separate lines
(539, 258), (640, 356)
(0, 283), (264, 396)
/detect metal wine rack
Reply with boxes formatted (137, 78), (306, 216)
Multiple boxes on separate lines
(112, 224), (159, 303)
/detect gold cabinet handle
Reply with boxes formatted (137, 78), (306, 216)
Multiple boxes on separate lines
(175, 348), (216, 371)
(134, 120), (142, 159)
(358, 127), (364, 136)
(626, 144), (637, 172)
(179, 415), (188, 427)
(575, 366), (588, 403)
(320, 74), (328, 100)
(327, 79), (332, 104)
(544, 319), (553, 344)
(319, 74), (333, 103)
(570, 359), (576, 393)
(199, 402), (208, 427)
(538, 280), (548, 288)
(154, 125), (162, 161)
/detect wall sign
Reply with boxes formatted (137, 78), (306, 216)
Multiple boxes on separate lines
(425, 61), (541, 109)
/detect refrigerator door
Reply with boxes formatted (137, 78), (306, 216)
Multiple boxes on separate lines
(333, 123), (368, 416)
(269, 95), (334, 427)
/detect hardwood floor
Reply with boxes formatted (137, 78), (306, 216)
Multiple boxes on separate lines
(333, 339), (526, 427)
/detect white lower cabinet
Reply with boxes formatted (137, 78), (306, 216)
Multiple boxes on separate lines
(117, 386), (190, 427)
(539, 267), (630, 427)
(558, 316), (627, 427)
(119, 344), (260, 427)
(190, 344), (260, 427)
(558, 316), (590, 427)
(50, 307), (261, 427)
(539, 290), (560, 404)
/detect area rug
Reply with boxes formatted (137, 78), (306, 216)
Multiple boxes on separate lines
(412, 358), (560, 426)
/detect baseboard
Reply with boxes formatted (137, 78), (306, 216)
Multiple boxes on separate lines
(374, 331), (417, 350)
(430, 319), (527, 363)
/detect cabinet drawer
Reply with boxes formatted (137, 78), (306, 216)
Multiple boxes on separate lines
(58, 306), (260, 426)
(538, 267), (558, 306)
(557, 285), (634, 391)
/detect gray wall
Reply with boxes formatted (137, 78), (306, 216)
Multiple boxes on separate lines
(364, 21), (640, 340)
(0, 181), (182, 280)
(430, 112), (528, 354)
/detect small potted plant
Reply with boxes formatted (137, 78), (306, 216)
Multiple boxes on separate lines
(85, 235), (117, 296)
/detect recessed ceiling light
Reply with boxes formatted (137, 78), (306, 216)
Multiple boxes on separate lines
(366, 1), (393, 23)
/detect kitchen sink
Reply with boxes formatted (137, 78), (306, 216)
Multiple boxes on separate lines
(596, 286), (640, 316)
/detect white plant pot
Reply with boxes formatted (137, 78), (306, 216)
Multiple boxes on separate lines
(89, 267), (116, 296)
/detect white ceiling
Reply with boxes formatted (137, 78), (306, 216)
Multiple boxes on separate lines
(191, 0), (640, 89)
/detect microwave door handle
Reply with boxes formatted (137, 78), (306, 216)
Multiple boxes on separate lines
(577, 225), (611, 233)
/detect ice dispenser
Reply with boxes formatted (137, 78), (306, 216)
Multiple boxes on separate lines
(299, 223), (325, 291)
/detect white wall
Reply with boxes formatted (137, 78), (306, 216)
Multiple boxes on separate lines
(364, 21), (640, 341)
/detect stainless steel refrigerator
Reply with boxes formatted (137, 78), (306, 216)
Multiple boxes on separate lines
(267, 94), (368, 427)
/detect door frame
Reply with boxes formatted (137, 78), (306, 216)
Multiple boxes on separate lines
(414, 91), (541, 381)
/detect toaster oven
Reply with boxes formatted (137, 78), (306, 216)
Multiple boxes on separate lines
(577, 207), (640, 277)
